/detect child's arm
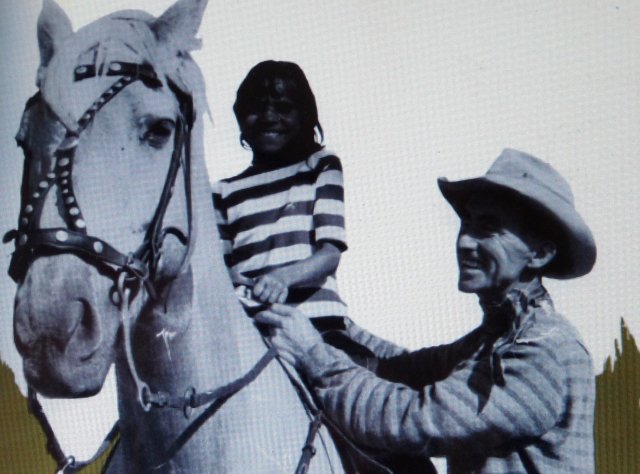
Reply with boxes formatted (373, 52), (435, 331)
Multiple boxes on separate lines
(253, 153), (347, 304)
(252, 242), (341, 303)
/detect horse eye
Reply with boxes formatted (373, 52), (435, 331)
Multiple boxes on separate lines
(142, 119), (175, 149)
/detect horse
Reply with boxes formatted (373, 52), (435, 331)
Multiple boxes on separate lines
(7, 1), (384, 472)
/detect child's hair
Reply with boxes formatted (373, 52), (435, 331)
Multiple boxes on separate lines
(233, 60), (324, 149)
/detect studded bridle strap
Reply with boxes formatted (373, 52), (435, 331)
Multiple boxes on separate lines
(9, 56), (195, 420)
(6, 61), (192, 297)
(6, 62), (195, 472)
(7, 62), (337, 473)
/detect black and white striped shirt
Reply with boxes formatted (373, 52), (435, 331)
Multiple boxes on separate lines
(213, 149), (348, 318)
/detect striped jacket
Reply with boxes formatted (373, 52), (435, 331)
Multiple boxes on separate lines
(303, 286), (595, 472)
(212, 149), (348, 318)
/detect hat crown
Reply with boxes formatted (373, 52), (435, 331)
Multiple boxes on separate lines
(437, 148), (596, 279)
(487, 149), (575, 206)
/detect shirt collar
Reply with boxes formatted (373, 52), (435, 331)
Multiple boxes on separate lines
(480, 281), (548, 336)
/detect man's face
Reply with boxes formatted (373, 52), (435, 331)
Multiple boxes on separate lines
(456, 194), (535, 300)
(239, 78), (303, 158)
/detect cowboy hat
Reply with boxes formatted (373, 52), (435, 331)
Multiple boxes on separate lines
(438, 148), (596, 279)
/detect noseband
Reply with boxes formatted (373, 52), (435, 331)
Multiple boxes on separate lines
(5, 60), (195, 298)
(6, 60), (338, 474)
(4, 61), (197, 472)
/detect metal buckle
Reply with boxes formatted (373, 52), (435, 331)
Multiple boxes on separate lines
(183, 387), (196, 419)
(57, 455), (75, 474)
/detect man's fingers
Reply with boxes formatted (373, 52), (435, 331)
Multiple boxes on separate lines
(274, 350), (296, 367)
(254, 310), (283, 328)
(269, 303), (297, 316)
(255, 282), (275, 302)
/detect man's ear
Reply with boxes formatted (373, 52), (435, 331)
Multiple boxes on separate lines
(527, 240), (557, 270)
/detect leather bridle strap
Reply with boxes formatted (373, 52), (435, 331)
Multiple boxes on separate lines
(143, 346), (278, 471)
(6, 61), (194, 472)
(140, 344), (278, 416)
(27, 387), (119, 474)
(6, 61), (193, 298)
(11, 228), (148, 279)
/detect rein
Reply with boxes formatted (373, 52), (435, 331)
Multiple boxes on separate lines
(5, 59), (200, 406)
(27, 388), (120, 474)
(5, 59), (201, 473)
(7, 59), (340, 474)
(6, 61), (194, 296)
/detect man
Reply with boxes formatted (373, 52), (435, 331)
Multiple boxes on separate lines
(256, 149), (596, 473)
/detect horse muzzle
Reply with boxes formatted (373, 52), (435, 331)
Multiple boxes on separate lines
(14, 254), (119, 397)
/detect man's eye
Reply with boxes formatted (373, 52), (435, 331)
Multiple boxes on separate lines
(142, 119), (175, 148)
(479, 220), (500, 234)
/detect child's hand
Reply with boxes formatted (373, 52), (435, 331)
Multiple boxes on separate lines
(229, 269), (254, 287)
(253, 273), (289, 303)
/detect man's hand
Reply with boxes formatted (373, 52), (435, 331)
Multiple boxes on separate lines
(252, 273), (289, 303)
(254, 304), (323, 367)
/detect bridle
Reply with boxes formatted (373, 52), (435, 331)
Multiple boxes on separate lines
(7, 61), (197, 408)
(5, 60), (337, 474)
(5, 59), (201, 472)
(6, 60), (194, 296)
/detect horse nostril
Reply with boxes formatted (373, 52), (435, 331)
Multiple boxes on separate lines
(64, 299), (104, 362)
(80, 299), (96, 333)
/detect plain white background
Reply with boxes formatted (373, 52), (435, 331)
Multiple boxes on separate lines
(1, 1), (638, 470)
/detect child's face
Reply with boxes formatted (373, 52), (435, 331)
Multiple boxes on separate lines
(240, 77), (303, 158)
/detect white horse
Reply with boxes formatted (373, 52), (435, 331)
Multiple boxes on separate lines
(9, 1), (388, 472)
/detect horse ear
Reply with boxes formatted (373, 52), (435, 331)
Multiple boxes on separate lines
(152, 0), (208, 51)
(37, 0), (73, 68)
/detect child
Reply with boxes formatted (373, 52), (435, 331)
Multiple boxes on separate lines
(213, 60), (348, 320)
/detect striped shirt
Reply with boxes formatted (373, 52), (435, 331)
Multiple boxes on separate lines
(303, 285), (595, 473)
(212, 149), (348, 318)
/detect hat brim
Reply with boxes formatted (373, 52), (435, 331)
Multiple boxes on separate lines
(438, 175), (596, 279)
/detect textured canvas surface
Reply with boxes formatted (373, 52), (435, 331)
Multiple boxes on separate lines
(0, 1), (638, 472)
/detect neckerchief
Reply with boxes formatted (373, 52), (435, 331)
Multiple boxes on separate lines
(479, 282), (548, 385)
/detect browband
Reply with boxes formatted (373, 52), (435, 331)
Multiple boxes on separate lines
(5, 60), (194, 297)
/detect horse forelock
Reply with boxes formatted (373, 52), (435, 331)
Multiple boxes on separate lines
(39, 11), (208, 132)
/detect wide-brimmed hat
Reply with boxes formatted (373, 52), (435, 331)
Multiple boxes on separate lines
(437, 148), (596, 279)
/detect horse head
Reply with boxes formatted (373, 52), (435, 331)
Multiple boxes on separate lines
(11, 0), (208, 399)
(9, 2), (357, 472)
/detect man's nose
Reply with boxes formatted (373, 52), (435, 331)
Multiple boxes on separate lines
(457, 231), (477, 250)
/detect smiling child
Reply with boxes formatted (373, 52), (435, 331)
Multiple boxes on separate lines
(212, 60), (348, 319)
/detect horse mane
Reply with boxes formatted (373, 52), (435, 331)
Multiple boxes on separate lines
(39, 10), (209, 131)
